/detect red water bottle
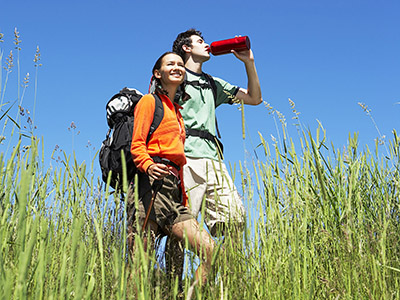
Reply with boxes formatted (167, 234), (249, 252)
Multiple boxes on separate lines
(209, 36), (251, 56)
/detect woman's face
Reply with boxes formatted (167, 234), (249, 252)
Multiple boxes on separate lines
(154, 53), (185, 87)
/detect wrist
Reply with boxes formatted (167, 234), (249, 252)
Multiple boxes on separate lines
(243, 58), (255, 66)
(146, 164), (154, 175)
(142, 159), (155, 174)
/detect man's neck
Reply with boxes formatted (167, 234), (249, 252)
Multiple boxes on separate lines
(185, 57), (203, 74)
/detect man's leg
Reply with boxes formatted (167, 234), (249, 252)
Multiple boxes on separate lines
(203, 159), (245, 245)
(170, 218), (215, 285)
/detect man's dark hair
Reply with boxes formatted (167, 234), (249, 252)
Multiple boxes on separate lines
(172, 28), (204, 60)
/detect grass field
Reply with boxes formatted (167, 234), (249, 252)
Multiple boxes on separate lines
(1, 30), (400, 299)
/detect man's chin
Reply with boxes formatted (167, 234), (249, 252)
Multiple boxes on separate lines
(193, 54), (210, 64)
(203, 55), (211, 62)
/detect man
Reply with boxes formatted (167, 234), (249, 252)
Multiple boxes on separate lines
(165, 28), (262, 280)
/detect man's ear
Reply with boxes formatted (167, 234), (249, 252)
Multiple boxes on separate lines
(182, 44), (191, 53)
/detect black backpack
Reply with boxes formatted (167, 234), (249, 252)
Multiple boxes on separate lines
(99, 87), (164, 190)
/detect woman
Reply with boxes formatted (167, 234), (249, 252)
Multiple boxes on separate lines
(127, 52), (215, 285)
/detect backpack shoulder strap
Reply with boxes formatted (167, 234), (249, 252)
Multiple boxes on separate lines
(203, 72), (222, 139)
(185, 72), (217, 105)
(203, 72), (217, 107)
(146, 93), (164, 143)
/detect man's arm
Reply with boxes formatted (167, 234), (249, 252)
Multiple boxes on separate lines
(232, 49), (263, 106)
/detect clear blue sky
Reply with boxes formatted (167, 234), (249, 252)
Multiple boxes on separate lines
(1, 0), (399, 179)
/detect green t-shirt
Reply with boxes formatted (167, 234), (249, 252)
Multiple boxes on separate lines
(177, 69), (239, 160)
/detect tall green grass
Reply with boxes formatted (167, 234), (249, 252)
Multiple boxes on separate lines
(1, 30), (399, 299)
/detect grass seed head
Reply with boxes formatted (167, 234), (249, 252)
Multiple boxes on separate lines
(4, 50), (13, 72)
(358, 102), (371, 114)
(263, 101), (275, 114)
(34, 46), (42, 67)
(13, 27), (21, 50)
(68, 121), (77, 131)
(22, 72), (30, 88)
(276, 110), (286, 125)
(223, 90), (241, 104)
(288, 98), (301, 120)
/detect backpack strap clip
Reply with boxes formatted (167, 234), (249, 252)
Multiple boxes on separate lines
(152, 156), (181, 172)
(185, 128), (224, 156)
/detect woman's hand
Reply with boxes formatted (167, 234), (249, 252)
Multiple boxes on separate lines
(147, 163), (170, 180)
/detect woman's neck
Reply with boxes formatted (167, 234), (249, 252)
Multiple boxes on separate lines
(162, 85), (178, 102)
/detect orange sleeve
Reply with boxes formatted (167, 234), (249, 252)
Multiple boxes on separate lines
(130, 94), (155, 173)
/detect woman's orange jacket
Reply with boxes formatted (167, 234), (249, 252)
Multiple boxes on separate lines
(130, 93), (188, 206)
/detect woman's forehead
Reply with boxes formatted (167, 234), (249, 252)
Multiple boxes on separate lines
(163, 53), (183, 63)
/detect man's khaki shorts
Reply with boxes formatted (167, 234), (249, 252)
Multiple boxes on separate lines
(184, 157), (245, 236)
(127, 173), (193, 236)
